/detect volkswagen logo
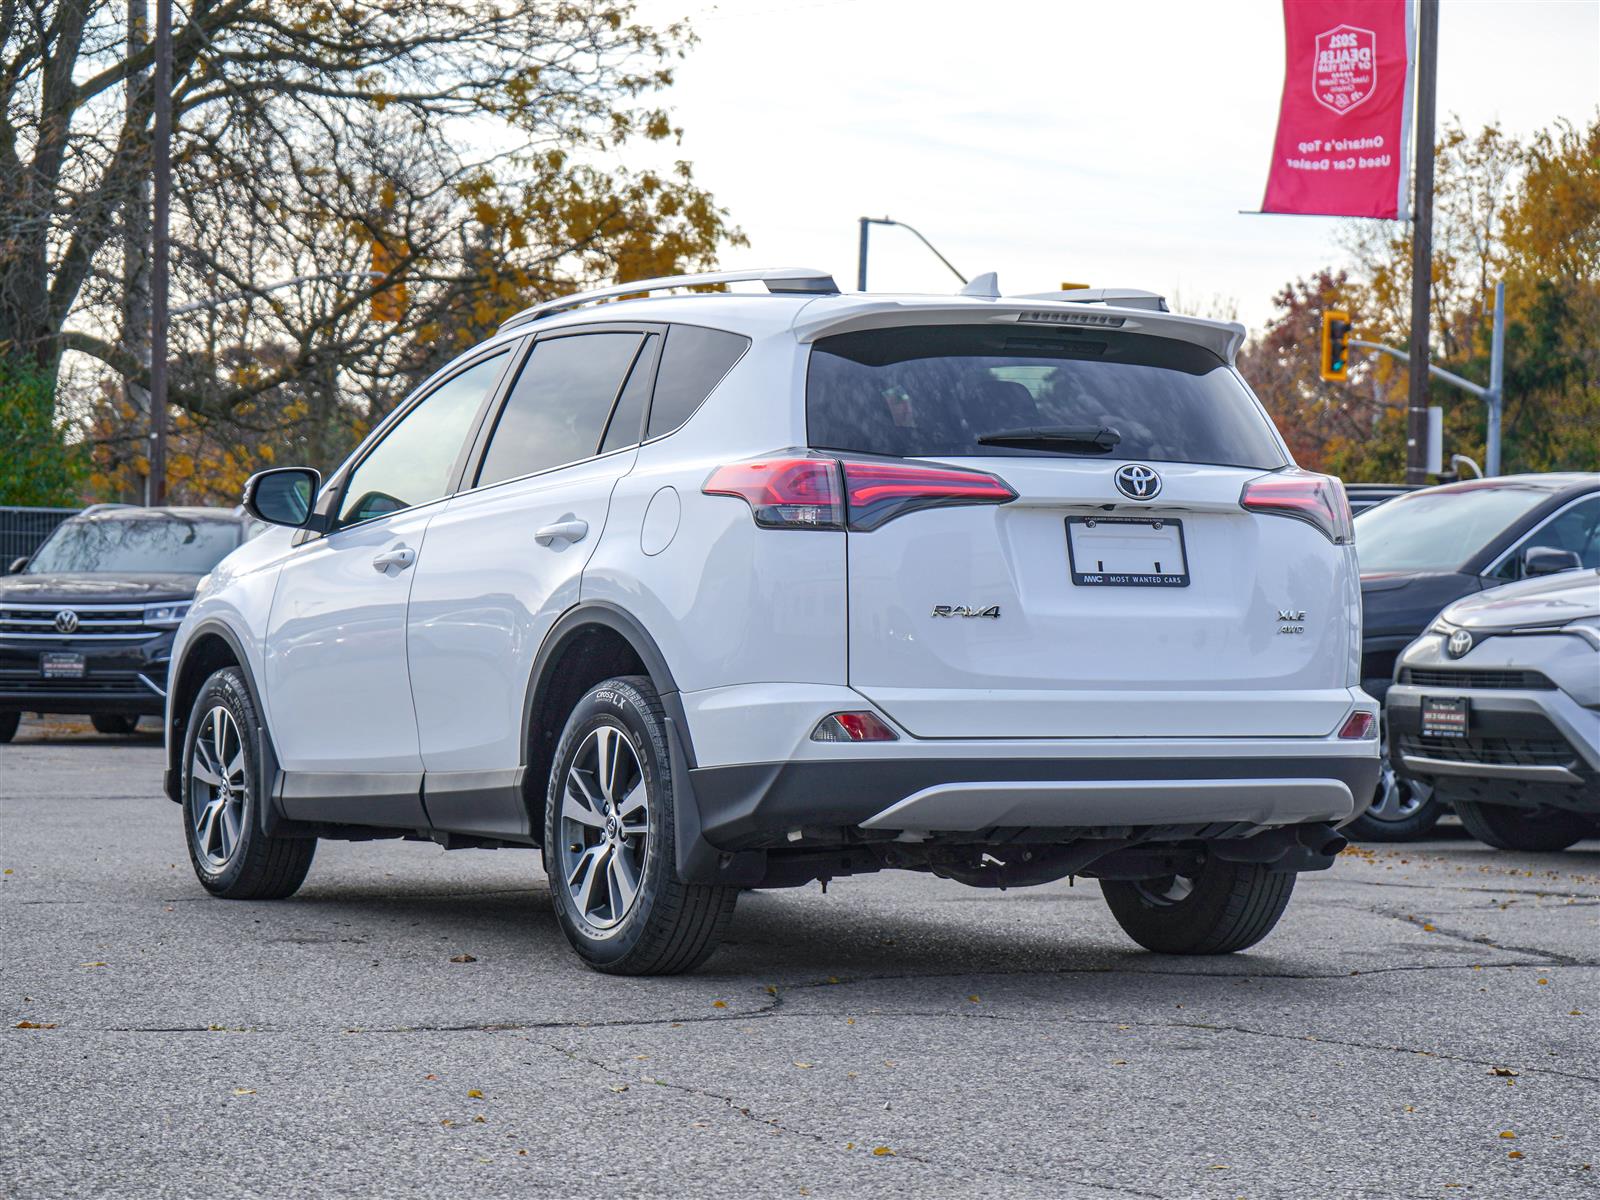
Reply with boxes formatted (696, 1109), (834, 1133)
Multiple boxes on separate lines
(53, 610), (79, 634)
(1446, 628), (1474, 659)
(1114, 463), (1162, 501)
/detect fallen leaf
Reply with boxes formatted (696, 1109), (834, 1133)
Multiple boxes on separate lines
(424, 1073), (439, 1081)
(1537, 978), (1550, 986)
(1489, 1067), (1519, 1077)
(1500, 1131), (1517, 1140)
(844, 1142), (855, 1150)
(231, 1088), (256, 1096)
(765, 985), (777, 996)
(711, 1000), (727, 1009)
(1422, 923), (1437, 932)
(967, 995), (980, 1003)
(1508, 1151), (1524, 1160)
(793, 1061), (813, 1069)
(449, 954), (477, 963)
(472, 1115), (487, 1124)
(609, 1084), (629, 1093)
(517, 1149), (527, 1156)
(79, 961), (107, 968)
(872, 1146), (894, 1157)
(13, 1021), (56, 1029)
(467, 1089), (483, 1098)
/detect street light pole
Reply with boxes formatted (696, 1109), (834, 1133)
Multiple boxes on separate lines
(1403, 0), (1439, 485)
(856, 216), (967, 292)
(1486, 281), (1505, 477)
(147, 0), (172, 506)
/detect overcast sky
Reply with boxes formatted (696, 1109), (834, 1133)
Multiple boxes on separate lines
(633, 0), (1600, 331)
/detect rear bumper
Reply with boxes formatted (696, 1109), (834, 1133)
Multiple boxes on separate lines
(688, 751), (1380, 849)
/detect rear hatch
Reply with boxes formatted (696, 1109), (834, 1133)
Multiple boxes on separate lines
(807, 320), (1358, 739)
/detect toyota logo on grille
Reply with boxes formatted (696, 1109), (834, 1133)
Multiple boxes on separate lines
(53, 610), (79, 634)
(1446, 628), (1474, 659)
(1114, 463), (1162, 500)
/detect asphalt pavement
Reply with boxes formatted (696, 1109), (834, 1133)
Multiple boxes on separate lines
(2, 714), (1597, 1199)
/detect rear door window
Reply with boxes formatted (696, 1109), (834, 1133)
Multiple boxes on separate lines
(477, 332), (642, 488)
(645, 325), (750, 439)
(806, 325), (1286, 469)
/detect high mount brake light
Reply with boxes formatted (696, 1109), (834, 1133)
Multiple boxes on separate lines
(703, 453), (1015, 532)
(1240, 468), (1354, 545)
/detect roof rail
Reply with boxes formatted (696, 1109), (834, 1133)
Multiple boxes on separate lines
(498, 267), (839, 333)
(1011, 287), (1169, 313)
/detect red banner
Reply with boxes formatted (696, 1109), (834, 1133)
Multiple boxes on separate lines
(1262, 0), (1415, 219)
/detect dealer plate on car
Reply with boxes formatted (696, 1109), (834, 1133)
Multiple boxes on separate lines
(1066, 516), (1189, 587)
(1421, 696), (1469, 738)
(40, 651), (85, 680)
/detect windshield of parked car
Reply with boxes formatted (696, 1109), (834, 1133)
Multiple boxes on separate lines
(807, 325), (1287, 469)
(1353, 485), (1554, 573)
(25, 515), (241, 574)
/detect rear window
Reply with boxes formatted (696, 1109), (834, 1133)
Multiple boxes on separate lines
(806, 324), (1286, 469)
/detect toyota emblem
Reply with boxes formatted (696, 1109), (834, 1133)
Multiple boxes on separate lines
(1114, 463), (1162, 501)
(53, 609), (79, 634)
(1446, 628), (1473, 659)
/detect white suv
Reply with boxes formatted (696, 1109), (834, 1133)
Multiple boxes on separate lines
(163, 268), (1379, 974)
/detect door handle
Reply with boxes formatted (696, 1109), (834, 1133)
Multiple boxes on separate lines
(534, 519), (589, 546)
(372, 545), (416, 572)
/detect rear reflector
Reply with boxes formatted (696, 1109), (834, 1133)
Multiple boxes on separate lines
(702, 457), (844, 530)
(810, 712), (899, 742)
(1338, 711), (1377, 740)
(1240, 468), (1354, 545)
(705, 452), (1015, 532)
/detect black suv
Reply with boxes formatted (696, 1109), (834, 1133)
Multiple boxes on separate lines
(0, 505), (254, 740)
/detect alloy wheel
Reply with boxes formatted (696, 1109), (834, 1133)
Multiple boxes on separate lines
(1368, 752), (1434, 823)
(558, 724), (649, 932)
(189, 705), (248, 870)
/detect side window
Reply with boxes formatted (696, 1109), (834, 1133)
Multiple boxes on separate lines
(645, 325), (750, 440)
(599, 334), (660, 454)
(1498, 496), (1600, 578)
(477, 332), (642, 488)
(338, 352), (506, 527)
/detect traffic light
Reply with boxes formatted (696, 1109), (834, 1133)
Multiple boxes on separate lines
(1320, 309), (1352, 382)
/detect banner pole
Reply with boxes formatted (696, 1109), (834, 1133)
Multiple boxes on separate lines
(1404, 0), (1439, 484)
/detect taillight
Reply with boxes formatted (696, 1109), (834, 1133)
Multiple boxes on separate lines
(702, 457), (844, 530)
(704, 452), (1015, 532)
(1240, 468), (1354, 544)
(840, 459), (1017, 532)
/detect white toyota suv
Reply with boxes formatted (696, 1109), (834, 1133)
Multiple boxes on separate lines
(163, 268), (1379, 974)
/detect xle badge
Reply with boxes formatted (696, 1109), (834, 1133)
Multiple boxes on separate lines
(1277, 608), (1307, 635)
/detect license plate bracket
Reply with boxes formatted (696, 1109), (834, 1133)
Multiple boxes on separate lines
(1420, 695), (1469, 738)
(1066, 516), (1189, 587)
(40, 651), (86, 680)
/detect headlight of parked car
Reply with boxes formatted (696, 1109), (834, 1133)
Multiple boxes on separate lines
(144, 602), (192, 629)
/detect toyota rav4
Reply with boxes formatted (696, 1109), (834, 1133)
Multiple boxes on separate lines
(163, 268), (1379, 974)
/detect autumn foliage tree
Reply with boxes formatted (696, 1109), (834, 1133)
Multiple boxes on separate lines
(1242, 115), (1600, 481)
(2, 0), (742, 503)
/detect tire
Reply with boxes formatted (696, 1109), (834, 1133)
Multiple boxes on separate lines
(1344, 747), (1444, 843)
(1101, 852), (1297, 955)
(181, 667), (315, 899)
(544, 675), (737, 975)
(0, 711), (19, 743)
(92, 714), (141, 736)
(1453, 798), (1591, 853)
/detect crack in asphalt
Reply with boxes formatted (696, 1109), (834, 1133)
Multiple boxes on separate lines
(540, 1035), (1168, 1199)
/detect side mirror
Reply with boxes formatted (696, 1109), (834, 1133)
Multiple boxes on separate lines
(1522, 545), (1582, 578)
(7, 556), (27, 575)
(243, 467), (323, 529)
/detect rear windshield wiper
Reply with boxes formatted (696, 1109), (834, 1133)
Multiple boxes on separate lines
(976, 425), (1122, 454)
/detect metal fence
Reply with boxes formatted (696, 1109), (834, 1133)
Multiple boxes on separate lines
(0, 506), (78, 565)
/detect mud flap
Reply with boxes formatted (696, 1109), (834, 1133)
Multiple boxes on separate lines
(666, 714), (765, 886)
